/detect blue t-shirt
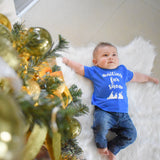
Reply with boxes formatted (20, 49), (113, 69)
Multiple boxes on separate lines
(84, 65), (133, 113)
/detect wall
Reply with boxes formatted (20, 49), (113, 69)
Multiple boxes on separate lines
(0, 0), (18, 24)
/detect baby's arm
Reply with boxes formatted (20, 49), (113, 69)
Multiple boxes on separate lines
(62, 57), (84, 76)
(130, 72), (159, 84)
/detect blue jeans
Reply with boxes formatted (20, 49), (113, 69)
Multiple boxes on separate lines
(92, 107), (137, 155)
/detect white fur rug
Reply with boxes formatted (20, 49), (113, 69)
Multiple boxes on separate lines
(57, 37), (160, 160)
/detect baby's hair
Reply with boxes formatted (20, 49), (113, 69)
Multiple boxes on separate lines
(93, 42), (116, 57)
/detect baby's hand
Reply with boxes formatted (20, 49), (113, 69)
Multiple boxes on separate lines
(62, 57), (69, 65)
(62, 57), (84, 76)
(153, 78), (159, 84)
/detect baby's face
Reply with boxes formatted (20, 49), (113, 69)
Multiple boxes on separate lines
(93, 46), (119, 69)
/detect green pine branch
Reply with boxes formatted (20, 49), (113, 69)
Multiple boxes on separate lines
(52, 35), (69, 53)
(62, 139), (83, 158)
(12, 22), (24, 40)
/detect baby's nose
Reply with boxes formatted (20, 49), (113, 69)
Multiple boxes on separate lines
(109, 56), (113, 59)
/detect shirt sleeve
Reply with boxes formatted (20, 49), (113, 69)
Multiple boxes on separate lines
(123, 65), (134, 82)
(84, 66), (94, 80)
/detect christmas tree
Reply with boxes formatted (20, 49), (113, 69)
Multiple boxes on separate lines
(0, 13), (88, 160)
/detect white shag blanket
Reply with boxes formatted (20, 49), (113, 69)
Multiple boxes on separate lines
(57, 37), (160, 160)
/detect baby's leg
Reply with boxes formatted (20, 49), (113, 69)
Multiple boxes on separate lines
(93, 109), (117, 159)
(93, 109), (115, 149)
(108, 113), (137, 155)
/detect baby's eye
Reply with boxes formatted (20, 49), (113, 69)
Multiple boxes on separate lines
(113, 53), (117, 56)
(104, 54), (108, 56)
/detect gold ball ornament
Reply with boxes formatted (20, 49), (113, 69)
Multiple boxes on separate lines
(0, 93), (24, 160)
(69, 118), (81, 139)
(25, 27), (52, 56)
(0, 37), (19, 69)
(0, 13), (12, 31)
(0, 24), (12, 42)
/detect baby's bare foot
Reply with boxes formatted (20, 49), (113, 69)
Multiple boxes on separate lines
(98, 148), (109, 155)
(108, 150), (116, 160)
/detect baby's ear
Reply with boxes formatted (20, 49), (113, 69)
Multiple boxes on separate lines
(92, 59), (97, 65)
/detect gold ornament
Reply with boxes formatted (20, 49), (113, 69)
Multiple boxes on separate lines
(36, 62), (72, 108)
(0, 79), (14, 94)
(50, 71), (72, 109)
(19, 52), (30, 65)
(25, 27), (52, 56)
(0, 24), (12, 42)
(45, 107), (61, 160)
(34, 61), (52, 78)
(51, 108), (61, 160)
(0, 92), (24, 160)
(22, 124), (47, 160)
(45, 132), (61, 160)
(22, 79), (41, 101)
(69, 118), (81, 139)
(0, 13), (12, 31)
(0, 37), (19, 69)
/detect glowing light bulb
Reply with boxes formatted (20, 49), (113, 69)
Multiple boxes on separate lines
(0, 131), (12, 142)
